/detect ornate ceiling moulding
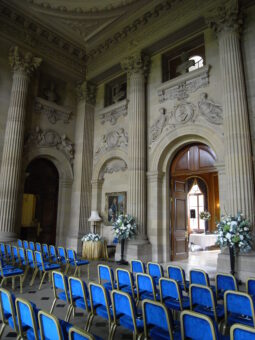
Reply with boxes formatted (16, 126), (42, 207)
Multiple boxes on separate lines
(34, 97), (73, 125)
(98, 99), (128, 126)
(0, 2), (86, 79)
(157, 65), (210, 103)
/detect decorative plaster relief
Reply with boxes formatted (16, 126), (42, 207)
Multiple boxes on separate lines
(25, 126), (74, 164)
(34, 97), (73, 124)
(198, 93), (223, 125)
(98, 99), (128, 125)
(94, 128), (128, 158)
(99, 159), (127, 179)
(158, 65), (209, 102)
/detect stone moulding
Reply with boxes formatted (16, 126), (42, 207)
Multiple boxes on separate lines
(157, 65), (210, 102)
(34, 97), (73, 124)
(98, 99), (128, 125)
(99, 158), (128, 179)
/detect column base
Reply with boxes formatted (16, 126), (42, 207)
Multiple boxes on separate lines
(0, 231), (17, 243)
(115, 239), (152, 263)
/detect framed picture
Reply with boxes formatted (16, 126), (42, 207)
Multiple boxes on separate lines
(105, 192), (126, 225)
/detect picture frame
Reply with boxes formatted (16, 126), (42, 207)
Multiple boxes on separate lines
(105, 191), (127, 225)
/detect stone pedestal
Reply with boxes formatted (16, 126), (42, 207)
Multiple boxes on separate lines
(115, 239), (152, 263)
(0, 47), (41, 242)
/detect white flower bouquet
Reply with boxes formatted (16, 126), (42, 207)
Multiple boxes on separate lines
(112, 214), (137, 241)
(216, 213), (253, 254)
(81, 233), (102, 242)
(199, 211), (211, 220)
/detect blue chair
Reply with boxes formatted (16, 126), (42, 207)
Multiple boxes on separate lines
(136, 273), (159, 302)
(0, 243), (7, 261)
(131, 260), (146, 275)
(36, 242), (42, 252)
(38, 309), (72, 340)
(26, 249), (38, 286)
(116, 268), (136, 299)
(142, 299), (180, 340)
(69, 326), (99, 340)
(66, 249), (89, 279)
(167, 265), (189, 292)
(23, 240), (29, 250)
(98, 264), (116, 291)
(17, 239), (23, 248)
(230, 323), (255, 340)
(11, 246), (20, 266)
(67, 276), (91, 326)
(0, 288), (19, 337)
(15, 297), (40, 340)
(190, 284), (224, 324)
(87, 282), (113, 337)
(58, 247), (69, 273)
(147, 262), (164, 286)
(224, 291), (255, 328)
(190, 269), (215, 291)
(216, 273), (237, 300)
(29, 241), (35, 251)
(111, 290), (144, 339)
(42, 244), (50, 260)
(159, 278), (190, 312)
(0, 258), (24, 293)
(51, 271), (72, 321)
(181, 310), (222, 340)
(34, 250), (60, 290)
(49, 245), (58, 262)
(5, 244), (12, 262)
(246, 277), (255, 301)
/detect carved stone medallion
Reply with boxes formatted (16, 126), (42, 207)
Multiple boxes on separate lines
(174, 101), (194, 123)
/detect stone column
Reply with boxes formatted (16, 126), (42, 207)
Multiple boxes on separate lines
(122, 53), (150, 238)
(0, 47), (41, 242)
(209, 5), (255, 222)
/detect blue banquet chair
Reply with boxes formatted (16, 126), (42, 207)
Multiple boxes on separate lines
(42, 244), (50, 261)
(111, 290), (143, 340)
(29, 241), (35, 251)
(51, 271), (72, 321)
(224, 291), (255, 328)
(49, 245), (58, 262)
(167, 265), (189, 292)
(136, 273), (159, 302)
(66, 249), (89, 279)
(69, 326), (100, 340)
(17, 239), (23, 248)
(246, 277), (255, 300)
(216, 273), (237, 300)
(142, 299), (180, 340)
(0, 258), (24, 293)
(116, 268), (136, 299)
(147, 262), (164, 286)
(15, 297), (40, 340)
(38, 309), (72, 340)
(159, 278), (190, 312)
(87, 282), (113, 338)
(190, 269), (215, 291)
(23, 240), (29, 250)
(58, 247), (69, 273)
(0, 288), (19, 337)
(181, 310), (222, 340)
(11, 246), (20, 266)
(34, 250), (60, 290)
(26, 249), (38, 286)
(98, 264), (116, 292)
(230, 323), (255, 340)
(131, 260), (146, 275)
(36, 242), (42, 252)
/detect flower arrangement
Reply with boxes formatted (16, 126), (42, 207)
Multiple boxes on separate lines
(81, 233), (102, 242)
(112, 214), (137, 241)
(216, 213), (252, 254)
(199, 211), (211, 220)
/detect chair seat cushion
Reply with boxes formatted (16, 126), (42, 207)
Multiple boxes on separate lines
(26, 327), (41, 340)
(139, 291), (160, 301)
(150, 327), (180, 340)
(2, 268), (24, 277)
(59, 319), (72, 340)
(118, 315), (144, 332)
(228, 313), (254, 327)
(193, 304), (224, 320)
(69, 259), (89, 267)
(164, 297), (190, 311)
(95, 305), (113, 320)
(74, 297), (91, 311)
(44, 263), (61, 271)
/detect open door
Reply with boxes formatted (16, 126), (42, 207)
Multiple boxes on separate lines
(171, 177), (188, 260)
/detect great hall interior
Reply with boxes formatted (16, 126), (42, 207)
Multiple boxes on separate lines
(0, 0), (255, 339)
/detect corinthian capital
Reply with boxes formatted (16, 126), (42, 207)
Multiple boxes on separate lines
(207, 2), (242, 35)
(76, 80), (96, 105)
(9, 46), (42, 75)
(121, 52), (150, 77)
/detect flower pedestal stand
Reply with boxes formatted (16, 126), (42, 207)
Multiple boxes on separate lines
(229, 246), (235, 276)
(117, 239), (128, 265)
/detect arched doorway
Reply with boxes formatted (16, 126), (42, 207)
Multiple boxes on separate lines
(170, 144), (220, 260)
(23, 158), (59, 244)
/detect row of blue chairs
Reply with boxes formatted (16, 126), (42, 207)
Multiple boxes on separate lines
(0, 287), (99, 339)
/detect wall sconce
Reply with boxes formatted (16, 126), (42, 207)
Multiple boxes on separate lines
(88, 211), (102, 233)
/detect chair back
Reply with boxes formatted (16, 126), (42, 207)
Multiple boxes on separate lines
(247, 278), (255, 297)
(131, 260), (146, 274)
(42, 244), (49, 258)
(52, 271), (69, 302)
(216, 273), (237, 298)
(17, 239), (23, 248)
(36, 242), (42, 252)
(68, 276), (90, 311)
(69, 326), (96, 340)
(111, 290), (137, 329)
(29, 241), (35, 251)
(35, 251), (44, 270)
(89, 282), (111, 320)
(230, 323), (255, 340)
(147, 262), (163, 280)
(38, 310), (64, 339)
(142, 299), (173, 340)
(58, 247), (67, 263)
(49, 245), (57, 261)
(98, 265), (114, 289)
(0, 288), (18, 332)
(15, 297), (39, 339)
(190, 284), (217, 321)
(181, 310), (217, 340)
(116, 268), (135, 297)
(167, 265), (186, 285)
(6, 244), (11, 258)
(224, 291), (255, 326)
(12, 246), (19, 262)
(67, 248), (75, 262)
(27, 249), (36, 268)
(23, 240), (29, 249)
(19, 247), (27, 265)
(136, 273), (156, 300)
(0, 243), (6, 257)
(159, 278), (182, 305)
(190, 269), (210, 286)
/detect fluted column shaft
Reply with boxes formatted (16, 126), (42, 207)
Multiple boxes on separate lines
(210, 6), (254, 221)
(0, 47), (41, 241)
(122, 53), (149, 237)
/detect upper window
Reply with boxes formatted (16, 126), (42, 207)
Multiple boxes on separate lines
(104, 74), (127, 107)
(162, 35), (205, 82)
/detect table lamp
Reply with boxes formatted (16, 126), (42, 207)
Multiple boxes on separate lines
(88, 211), (102, 233)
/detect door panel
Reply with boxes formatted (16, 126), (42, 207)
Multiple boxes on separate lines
(171, 178), (188, 260)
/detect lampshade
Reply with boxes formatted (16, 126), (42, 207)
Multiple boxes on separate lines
(88, 210), (102, 222)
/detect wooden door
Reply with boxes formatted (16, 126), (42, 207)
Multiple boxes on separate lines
(171, 178), (188, 260)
